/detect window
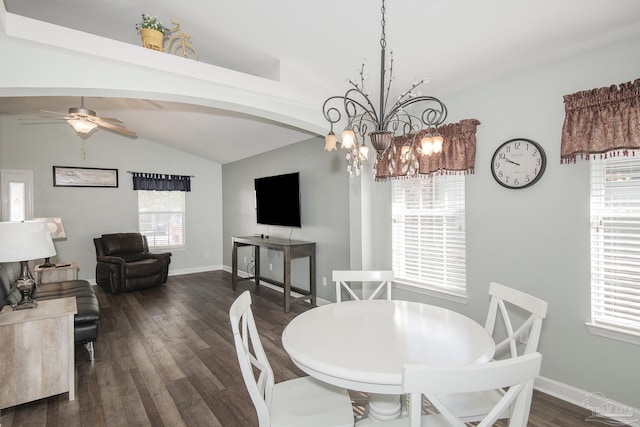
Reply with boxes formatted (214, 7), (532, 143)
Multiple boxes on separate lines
(391, 174), (466, 300)
(1, 170), (33, 221)
(138, 191), (185, 250)
(589, 156), (640, 343)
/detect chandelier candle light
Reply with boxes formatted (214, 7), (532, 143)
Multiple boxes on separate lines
(322, 0), (448, 176)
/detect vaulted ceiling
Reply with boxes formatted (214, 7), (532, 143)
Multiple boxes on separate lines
(2, 0), (640, 164)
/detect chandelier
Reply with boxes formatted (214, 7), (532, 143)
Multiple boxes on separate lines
(322, 0), (448, 176)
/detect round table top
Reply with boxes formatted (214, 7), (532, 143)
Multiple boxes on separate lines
(282, 299), (495, 394)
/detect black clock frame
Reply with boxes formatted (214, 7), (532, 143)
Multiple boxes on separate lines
(490, 138), (546, 189)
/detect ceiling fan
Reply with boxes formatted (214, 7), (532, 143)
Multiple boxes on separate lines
(36, 97), (137, 138)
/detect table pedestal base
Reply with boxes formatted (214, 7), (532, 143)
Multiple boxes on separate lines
(356, 393), (402, 424)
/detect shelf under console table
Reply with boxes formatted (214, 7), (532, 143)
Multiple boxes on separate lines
(231, 235), (316, 312)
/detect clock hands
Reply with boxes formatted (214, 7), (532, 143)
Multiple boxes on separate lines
(505, 158), (520, 166)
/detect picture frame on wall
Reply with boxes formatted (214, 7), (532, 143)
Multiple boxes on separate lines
(52, 166), (119, 188)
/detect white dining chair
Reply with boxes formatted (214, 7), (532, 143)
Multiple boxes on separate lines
(435, 281), (548, 422)
(333, 270), (394, 302)
(372, 352), (542, 427)
(228, 291), (355, 427)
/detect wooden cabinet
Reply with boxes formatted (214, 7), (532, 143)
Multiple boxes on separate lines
(0, 297), (77, 410)
(34, 262), (79, 284)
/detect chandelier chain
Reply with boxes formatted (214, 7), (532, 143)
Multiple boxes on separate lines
(380, 0), (386, 49)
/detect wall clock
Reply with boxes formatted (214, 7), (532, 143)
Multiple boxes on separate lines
(491, 138), (546, 189)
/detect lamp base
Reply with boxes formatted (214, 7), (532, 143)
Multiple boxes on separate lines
(38, 257), (55, 268)
(13, 298), (38, 310)
(12, 261), (37, 310)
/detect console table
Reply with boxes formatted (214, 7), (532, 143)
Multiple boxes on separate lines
(0, 297), (77, 410)
(34, 262), (79, 285)
(231, 236), (316, 312)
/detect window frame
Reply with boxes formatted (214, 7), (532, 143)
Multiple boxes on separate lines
(587, 155), (640, 345)
(137, 190), (186, 251)
(391, 174), (468, 303)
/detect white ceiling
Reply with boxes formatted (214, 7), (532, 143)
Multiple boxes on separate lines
(2, 0), (640, 164)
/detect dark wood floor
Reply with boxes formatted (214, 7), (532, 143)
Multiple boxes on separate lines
(0, 270), (625, 426)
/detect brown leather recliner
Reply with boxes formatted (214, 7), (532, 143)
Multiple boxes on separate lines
(94, 233), (171, 293)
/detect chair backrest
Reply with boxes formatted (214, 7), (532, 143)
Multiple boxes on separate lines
(486, 282), (548, 358)
(229, 291), (274, 426)
(403, 352), (542, 427)
(332, 270), (394, 302)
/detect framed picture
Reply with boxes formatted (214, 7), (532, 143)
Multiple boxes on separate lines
(53, 166), (119, 188)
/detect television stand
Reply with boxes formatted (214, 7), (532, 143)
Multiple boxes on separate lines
(231, 235), (316, 312)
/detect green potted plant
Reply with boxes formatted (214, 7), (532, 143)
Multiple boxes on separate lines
(135, 14), (168, 51)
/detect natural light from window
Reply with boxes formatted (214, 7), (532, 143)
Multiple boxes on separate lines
(138, 190), (185, 250)
(391, 175), (467, 300)
(588, 155), (640, 344)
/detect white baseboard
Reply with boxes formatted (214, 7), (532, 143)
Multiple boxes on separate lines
(535, 376), (639, 426)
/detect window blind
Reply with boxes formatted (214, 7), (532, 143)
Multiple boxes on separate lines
(591, 156), (640, 333)
(391, 175), (466, 295)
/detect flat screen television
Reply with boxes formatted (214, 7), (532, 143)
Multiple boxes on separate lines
(254, 172), (301, 228)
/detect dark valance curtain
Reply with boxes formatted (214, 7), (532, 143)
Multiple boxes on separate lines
(132, 172), (191, 192)
(375, 119), (480, 181)
(561, 78), (640, 163)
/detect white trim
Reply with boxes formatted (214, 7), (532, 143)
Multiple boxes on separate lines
(535, 375), (640, 427)
(394, 280), (468, 304)
(586, 322), (640, 346)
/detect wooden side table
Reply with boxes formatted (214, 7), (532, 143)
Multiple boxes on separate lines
(0, 297), (77, 410)
(34, 262), (79, 284)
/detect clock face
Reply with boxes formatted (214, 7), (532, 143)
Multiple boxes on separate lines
(491, 138), (546, 189)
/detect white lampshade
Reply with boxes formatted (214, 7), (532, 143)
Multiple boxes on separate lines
(342, 126), (356, 149)
(421, 135), (434, 155)
(0, 221), (56, 262)
(33, 217), (66, 239)
(68, 119), (98, 135)
(432, 134), (444, 153)
(324, 131), (338, 151)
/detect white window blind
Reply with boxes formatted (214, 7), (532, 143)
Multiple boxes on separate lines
(590, 156), (640, 335)
(391, 175), (466, 295)
(138, 190), (186, 250)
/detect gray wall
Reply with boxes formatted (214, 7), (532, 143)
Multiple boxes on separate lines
(222, 137), (350, 302)
(0, 116), (224, 279)
(222, 35), (640, 410)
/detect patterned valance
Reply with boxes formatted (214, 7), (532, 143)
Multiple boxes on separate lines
(375, 119), (480, 181)
(561, 78), (640, 162)
(131, 172), (191, 192)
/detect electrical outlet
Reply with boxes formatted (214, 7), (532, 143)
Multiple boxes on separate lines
(323, 277), (327, 286)
(243, 256), (247, 263)
(269, 263), (273, 271)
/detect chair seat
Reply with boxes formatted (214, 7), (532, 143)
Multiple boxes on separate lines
(372, 413), (462, 427)
(271, 376), (354, 427)
(434, 389), (505, 420)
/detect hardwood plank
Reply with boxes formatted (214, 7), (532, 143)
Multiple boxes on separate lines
(0, 270), (629, 427)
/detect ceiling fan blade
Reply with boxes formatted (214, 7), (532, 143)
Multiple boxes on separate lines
(95, 119), (138, 138)
(96, 116), (125, 124)
(39, 109), (68, 116)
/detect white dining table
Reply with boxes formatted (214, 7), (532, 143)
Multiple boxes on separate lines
(281, 299), (495, 424)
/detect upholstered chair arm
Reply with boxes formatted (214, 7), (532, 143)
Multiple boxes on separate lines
(95, 256), (126, 293)
(144, 252), (172, 282)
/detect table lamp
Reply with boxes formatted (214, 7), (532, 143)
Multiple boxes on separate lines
(0, 221), (56, 309)
(33, 217), (66, 268)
